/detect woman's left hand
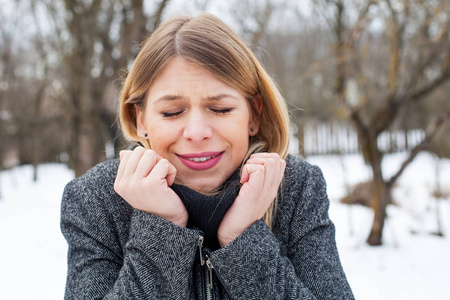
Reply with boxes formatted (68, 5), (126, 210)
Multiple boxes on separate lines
(217, 153), (286, 247)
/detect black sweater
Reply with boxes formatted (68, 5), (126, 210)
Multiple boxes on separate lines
(171, 169), (240, 250)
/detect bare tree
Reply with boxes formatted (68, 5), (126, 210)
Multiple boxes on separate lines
(41, 0), (171, 177)
(326, 0), (450, 245)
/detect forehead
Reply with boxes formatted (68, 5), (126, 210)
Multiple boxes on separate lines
(147, 57), (245, 102)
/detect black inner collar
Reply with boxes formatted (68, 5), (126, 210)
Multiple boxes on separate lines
(171, 170), (241, 250)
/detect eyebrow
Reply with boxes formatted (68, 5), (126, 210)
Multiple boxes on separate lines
(206, 93), (239, 101)
(154, 95), (184, 102)
(154, 93), (239, 103)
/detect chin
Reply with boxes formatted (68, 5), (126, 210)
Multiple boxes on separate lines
(180, 177), (223, 194)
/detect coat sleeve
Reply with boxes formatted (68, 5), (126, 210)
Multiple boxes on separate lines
(209, 164), (354, 300)
(61, 177), (201, 300)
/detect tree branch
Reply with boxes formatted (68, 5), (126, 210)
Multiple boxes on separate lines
(347, 0), (376, 49)
(387, 111), (450, 189)
(408, 68), (450, 104)
(333, 0), (346, 100)
(385, 0), (408, 94)
(154, 0), (170, 29)
(368, 0), (408, 135)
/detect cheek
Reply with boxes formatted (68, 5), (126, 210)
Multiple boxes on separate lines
(221, 120), (250, 153)
(147, 123), (176, 154)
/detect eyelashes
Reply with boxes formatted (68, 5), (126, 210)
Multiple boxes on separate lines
(211, 108), (232, 115)
(161, 108), (233, 118)
(162, 111), (183, 118)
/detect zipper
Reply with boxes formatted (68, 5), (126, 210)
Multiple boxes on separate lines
(204, 255), (215, 300)
(206, 256), (214, 290)
(198, 236), (205, 266)
(209, 263), (231, 297)
(204, 264), (214, 300)
(198, 236), (215, 300)
(197, 236), (232, 299)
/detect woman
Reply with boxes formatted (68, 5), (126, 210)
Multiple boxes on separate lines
(61, 13), (354, 299)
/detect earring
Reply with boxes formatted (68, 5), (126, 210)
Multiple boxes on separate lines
(250, 128), (254, 133)
(144, 133), (148, 138)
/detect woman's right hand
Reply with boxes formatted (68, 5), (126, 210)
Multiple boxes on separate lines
(114, 147), (188, 227)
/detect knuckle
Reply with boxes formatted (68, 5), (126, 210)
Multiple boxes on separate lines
(120, 150), (132, 160)
(149, 149), (162, 159)
(114, 181), (126, 195)
(142, 179), (156, 190)
(147, 149), (157, 155)
(158, 158), (169, 167)
(134, 146), (146, 153)
(113, 182), (120, 193)
(250, 152), (263, 159)
(265, 157), (275, 166)
(256, 164), (265, 172)
(129, 181), (138, 190)
(122, 150), (132, 156)
(269, 152), (280, 159)
(143, 149), (156, 159)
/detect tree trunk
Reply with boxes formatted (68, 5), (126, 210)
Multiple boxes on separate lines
(358, 127), (391, 245)
(32, 119), (40, 182)
(69, 115), (81, 177)
(296, 123), (305, 157)
(367, 179), (391, 245)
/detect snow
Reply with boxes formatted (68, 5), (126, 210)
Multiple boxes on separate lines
(308, 152), (450, 300)
(0, 152), (449, 299)
(0, 164), (73, 300)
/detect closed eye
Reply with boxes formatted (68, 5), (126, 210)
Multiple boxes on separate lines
(162, 110), (184, 118)
(210, 108), (233, 115)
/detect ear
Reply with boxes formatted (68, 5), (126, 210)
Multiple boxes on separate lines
(249, 96), (262, 136)
(135, 104), (147, 138)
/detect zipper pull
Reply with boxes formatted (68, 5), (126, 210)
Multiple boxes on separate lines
(198, 236), (205, 266)
(206, 256), (214, 290)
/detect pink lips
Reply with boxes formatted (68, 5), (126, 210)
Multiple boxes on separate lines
(176, 151), (224, 170)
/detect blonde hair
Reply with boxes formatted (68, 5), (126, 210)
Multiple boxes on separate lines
(119, 13), (290, 228)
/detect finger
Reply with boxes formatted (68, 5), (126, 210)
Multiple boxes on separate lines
(240, 161), (253, 183)
(249, 156), (286, 199)
(247, 157), (279, 185)
(263, 157), (279, 185)
(166, 165), (177, 186)
(248, 153), (281, 178)
(116, 150), (132, 181)
(134, 150), (161, 178)
(247, 156), (279, 166)
(240, 163), (265, 185)
(250, 152), (281, 160)
(123, 147), (147, 176)
(267, 159), (285, 199)
(240, 167), (249, 184)
(251, 153), (285, 179)
(146, 158), (177, 186)
(246, 157), (271, 166)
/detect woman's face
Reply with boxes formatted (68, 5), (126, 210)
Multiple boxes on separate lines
(136, 57), (259, 193)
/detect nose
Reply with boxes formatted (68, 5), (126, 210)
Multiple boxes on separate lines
(183, 110), (212, 142)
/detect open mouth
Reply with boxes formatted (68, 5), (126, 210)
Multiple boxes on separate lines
(177, 152), (224, 170)
(186, 155), (218, 162)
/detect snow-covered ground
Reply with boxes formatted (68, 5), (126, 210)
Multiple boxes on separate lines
(0, 152), (449, 299)
(309, 152), (450, 300)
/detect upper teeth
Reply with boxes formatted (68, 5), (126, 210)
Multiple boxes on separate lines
(188, 156), (215, 162)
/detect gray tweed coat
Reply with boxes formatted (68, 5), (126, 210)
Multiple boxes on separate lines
(61, 154), (354, 299)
